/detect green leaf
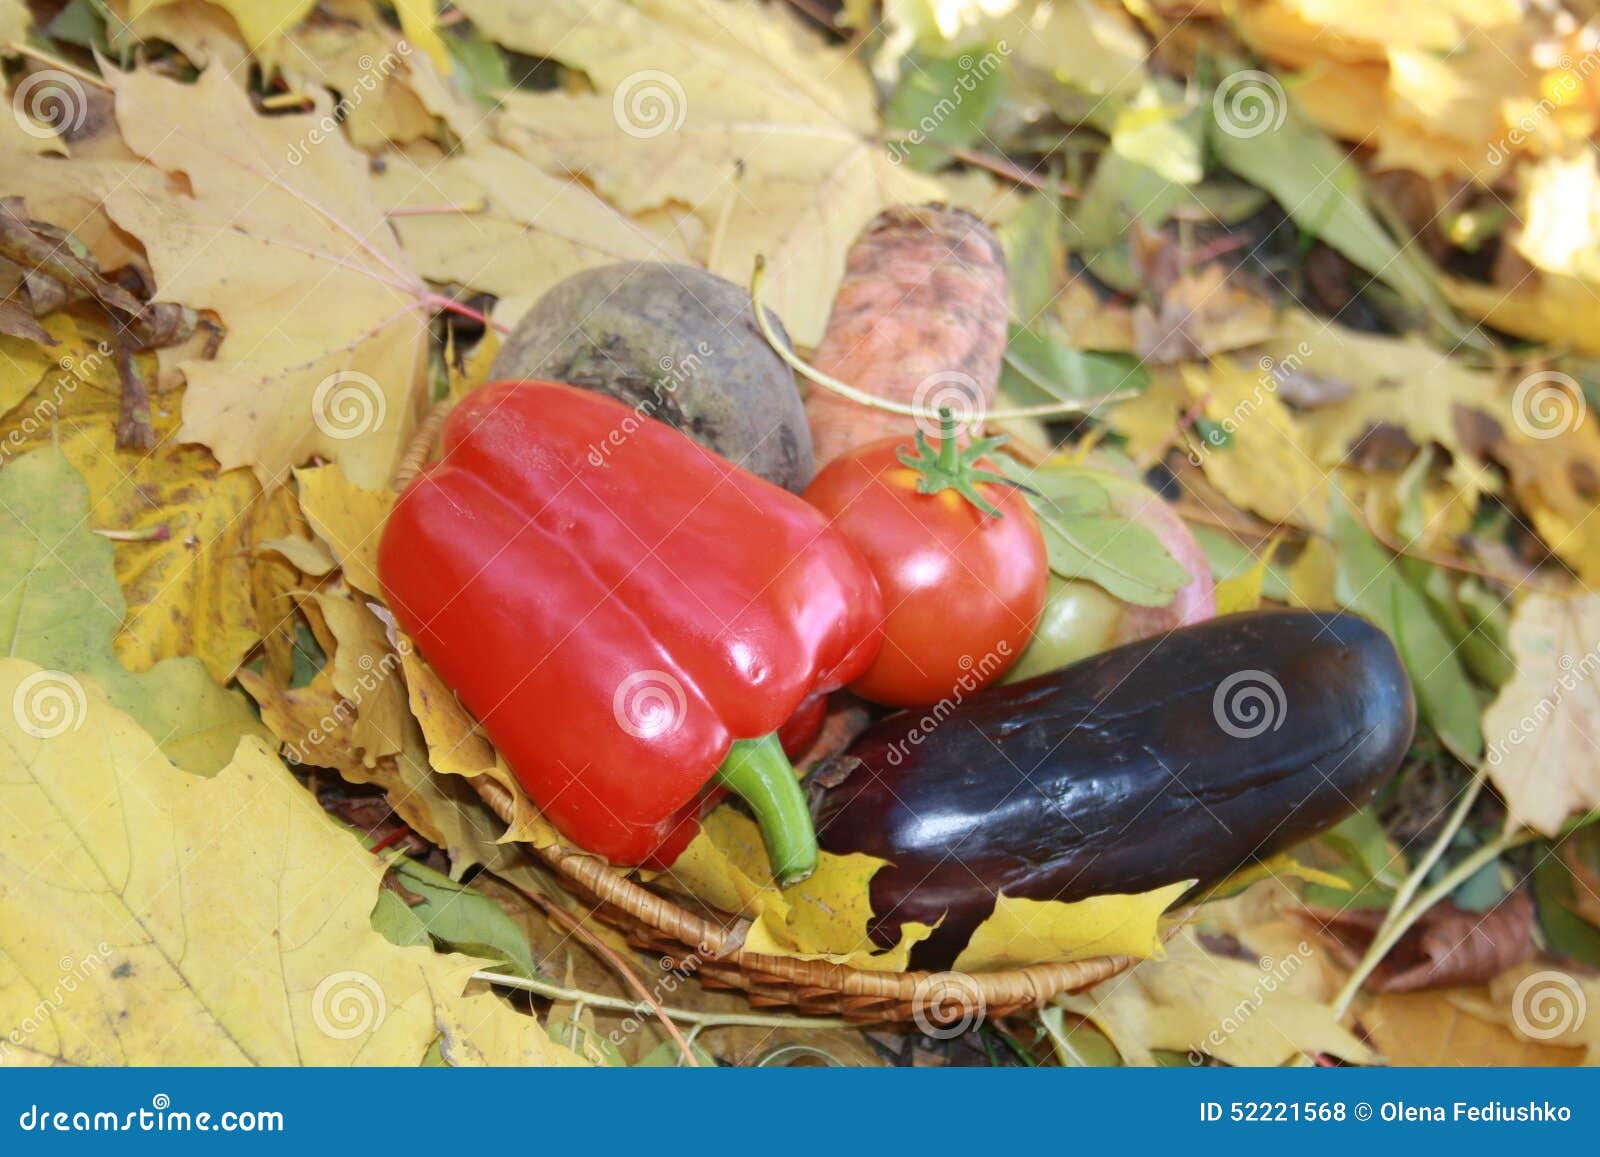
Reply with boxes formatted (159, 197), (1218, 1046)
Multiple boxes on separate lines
(1000, 321), (1148, 403)
(1207, 89), (1455, 330)
(445, 23), (513, 106)
(1323, 809), (1404, 886)
(368, 851), (542, 980)
(999, 193), (1066, 319)
(1446, 853), (1507, 912)
(1064, 153), (1191, 292)
(1392, 454), (1513, 688)
(0, 448), (269, 774)
(1039, 1005), (1123, 1066)
(551, 1020), (628, 1066)
(45, 0), (107, 52)
(883, 46), (1007, 171)
(1329, 493), (1483, 760)
(1532, 848), (1600, 968)
(372, 888), (432, 947)
(999, 458), (1190, 606)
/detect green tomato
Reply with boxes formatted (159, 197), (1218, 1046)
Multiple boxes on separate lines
(1004, 575), (1125, 683)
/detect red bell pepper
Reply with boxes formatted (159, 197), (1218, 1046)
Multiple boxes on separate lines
(378, 381), (883, 883)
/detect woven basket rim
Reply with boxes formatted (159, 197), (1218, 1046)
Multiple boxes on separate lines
(468, 774), (1137, 1006)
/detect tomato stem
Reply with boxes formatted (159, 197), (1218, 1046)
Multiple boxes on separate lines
(714, 733), (817, 887)
(897, 406), (1014, 518)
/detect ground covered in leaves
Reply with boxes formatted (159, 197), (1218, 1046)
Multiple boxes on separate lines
(1, 0), (1599, 1067)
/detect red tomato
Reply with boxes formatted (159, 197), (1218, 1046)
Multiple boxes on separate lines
(803, 435), (1048, 708)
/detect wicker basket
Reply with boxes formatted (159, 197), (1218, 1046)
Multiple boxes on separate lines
(391, 400), (1139, 1025)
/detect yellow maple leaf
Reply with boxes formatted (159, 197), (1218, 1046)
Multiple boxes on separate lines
(400, 645), (497, 778)
(1180, 358), (1328, 528)
(1212, 537), (1280, 615)
(1491, 413), (1600, 586)
(1445, 274), (1600, 357)
(1480, 592), (1600, 837)
(295, 463), (394, 596)
(0, 313), (80, 417)
(1262, 311), (1507, 504)
(951, 883), (1190, 972)
(658, 808), (933, 972)
(1363, 988), (1585, 1067)
(1056, 925), (1375, 1066)
(373, 141), (686, 325)
(0, 329), (305, 684)
(108, 0), (251, 72)
(310, 592), (408, 765)
(126, 0), (315, 62)
(1477, 963), (1600, 1063)
(102, 66), (430, 488)
(0, 658), (580, 1065)
(465, 0), (943, 344)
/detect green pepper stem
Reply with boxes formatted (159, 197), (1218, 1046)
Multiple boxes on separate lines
(714, 733), (817, 887)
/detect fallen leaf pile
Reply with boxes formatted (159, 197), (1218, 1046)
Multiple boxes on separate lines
(2, 0), (1599, 1069)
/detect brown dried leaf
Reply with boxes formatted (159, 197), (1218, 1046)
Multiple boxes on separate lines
(1298, 890), (1535, 993)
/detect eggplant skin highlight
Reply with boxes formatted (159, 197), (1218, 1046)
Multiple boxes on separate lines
(814, 610), (1416, 971)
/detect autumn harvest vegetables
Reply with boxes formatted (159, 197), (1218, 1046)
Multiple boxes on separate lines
(7, 0), (1600, 1078)
(489, 262), (815, 491)
(816, 611), (1418, 969)
(804, 412), (1048, 706)
(377, 381), (883, 882)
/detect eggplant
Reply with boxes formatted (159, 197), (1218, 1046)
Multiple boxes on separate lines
(813, 610), (1415, 970)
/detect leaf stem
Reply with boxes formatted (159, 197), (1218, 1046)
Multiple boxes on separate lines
(5, 42), (112, 88)
(425, 293), (509, 334)
(1326, 824), (1532, 1024)
(503, 881), (699, 1066)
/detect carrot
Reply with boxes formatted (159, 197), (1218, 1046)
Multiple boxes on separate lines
(802, 205), (1010, 468)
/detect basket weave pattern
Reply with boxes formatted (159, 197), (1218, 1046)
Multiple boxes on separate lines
(471, 778), (1135, 1023)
